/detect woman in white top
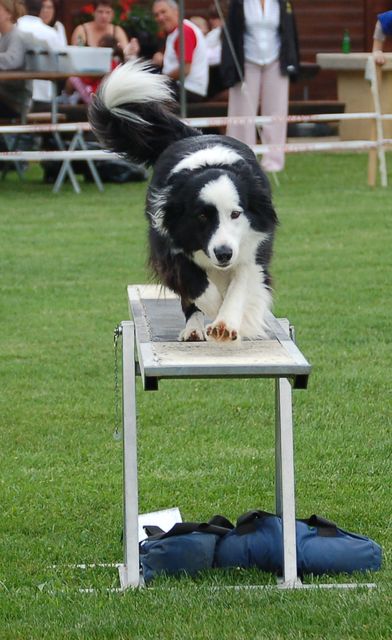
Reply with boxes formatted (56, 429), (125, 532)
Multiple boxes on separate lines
(39, 0), (67, 47)
(222, 0), (299, 173)
(18, 0), (64, 106)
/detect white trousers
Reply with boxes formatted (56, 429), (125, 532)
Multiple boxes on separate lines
(227, 59), (289, 172)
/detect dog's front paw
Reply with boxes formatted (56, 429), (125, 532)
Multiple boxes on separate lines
(179, 310), (206, 342)
(180, 327), (206, 342)
(206, 320), (239, 342)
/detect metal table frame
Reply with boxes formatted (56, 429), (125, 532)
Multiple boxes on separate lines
(118, 284), (312, 590)
(0, 123), (104, 194)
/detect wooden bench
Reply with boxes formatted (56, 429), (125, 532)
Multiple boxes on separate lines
(186, 99), (345, 120)
(27, 111), (67, 124)
(287, 101), (345, 137)
(289, 100), (345, 115)
(57, 103), (89, 123)
(186, 99), (346, 137)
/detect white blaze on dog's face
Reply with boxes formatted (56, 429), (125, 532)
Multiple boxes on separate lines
(198, 174), (247, 268)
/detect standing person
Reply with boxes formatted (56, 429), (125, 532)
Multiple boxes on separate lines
(39, 0), (67, 47)
(71, 0), (128, 50)
(221, 0), (299, 173)
(372, 11), (392, 66)
(0, 0), (32, 118)
(18, 0), (64, 110)
(152, 0), (209, 102)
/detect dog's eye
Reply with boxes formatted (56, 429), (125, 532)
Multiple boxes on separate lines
(231, 210), (241, 219)
(198, 212), (208, 223)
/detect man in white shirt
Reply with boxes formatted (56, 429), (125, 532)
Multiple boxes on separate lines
(152, 0), (208, 101)
(18, 0), (63, 108)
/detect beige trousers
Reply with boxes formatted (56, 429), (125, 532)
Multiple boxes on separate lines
(227, 59), (289, 172)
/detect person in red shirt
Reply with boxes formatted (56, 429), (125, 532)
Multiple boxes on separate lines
(152, 0), (208, 101)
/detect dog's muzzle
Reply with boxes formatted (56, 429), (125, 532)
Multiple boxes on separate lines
(213, 245), (233, 267)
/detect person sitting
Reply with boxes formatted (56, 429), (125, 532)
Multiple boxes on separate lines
(71, 0), (128, 50)
(0, 0), (32, 119)
(373, 11), (392, 66)
(18, 0), (63, 111)
(39, 0), (67, 47)
(152, 0), (209, 103)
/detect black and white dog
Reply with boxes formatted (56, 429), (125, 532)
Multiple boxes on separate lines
(89, 60), (278, 342)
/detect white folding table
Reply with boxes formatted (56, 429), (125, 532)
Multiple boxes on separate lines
(118, 284), (312, 590)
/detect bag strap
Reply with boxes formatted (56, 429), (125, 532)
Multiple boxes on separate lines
(302, 514), (338, 537)
(235, 510), (275, 534)
(143, 525), (165, 537)
(142, 515), (234, 541)
(236, 511), (339, 537)
(209, 514), (235, 530)
(143, 512), (339, 539)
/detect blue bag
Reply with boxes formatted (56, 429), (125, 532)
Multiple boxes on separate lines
(216, 511), (382, 576)
(140, 518), (231, 583)
(216, 511), (283, 573)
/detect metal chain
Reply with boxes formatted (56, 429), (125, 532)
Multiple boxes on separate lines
(113, 324), (123, 441)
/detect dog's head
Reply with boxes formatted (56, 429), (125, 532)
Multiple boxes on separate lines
(149, 166), (277, 270)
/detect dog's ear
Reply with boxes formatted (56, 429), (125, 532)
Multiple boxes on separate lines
(167, 169), (193, 188)
(248, 176), (278, 228)
(161, 191), (184, 229)
(164, 171), (194, 224)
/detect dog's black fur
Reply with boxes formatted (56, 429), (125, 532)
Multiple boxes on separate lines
(89, 60), (278, 341)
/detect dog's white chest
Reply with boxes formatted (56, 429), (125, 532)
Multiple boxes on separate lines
(207, 268), (231, 296)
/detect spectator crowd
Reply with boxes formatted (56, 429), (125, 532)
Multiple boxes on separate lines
(2, 0), (388, 177)
(0, 0), (226, 116)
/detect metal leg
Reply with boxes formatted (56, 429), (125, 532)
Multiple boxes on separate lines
(52, 131), (104, 194)
(1, 133), (25, 180)
(52, 131), (81, 194)
(118, 320), (140, 589)
(51, 80), (58, 125)
(275, 377), (300, 587)
(76, 131), (104, 192)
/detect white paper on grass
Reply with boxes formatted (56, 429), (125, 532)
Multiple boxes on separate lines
(138, 507), (182, 542)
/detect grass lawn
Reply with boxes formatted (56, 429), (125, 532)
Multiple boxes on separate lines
(0, 153), (391, 639)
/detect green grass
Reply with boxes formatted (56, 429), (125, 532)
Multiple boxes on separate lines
(0, 155), (391, 639)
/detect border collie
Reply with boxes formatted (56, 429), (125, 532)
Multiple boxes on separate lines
(89, 60), (278, 342)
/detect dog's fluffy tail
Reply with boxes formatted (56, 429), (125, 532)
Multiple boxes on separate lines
(88, 59), (202, 166)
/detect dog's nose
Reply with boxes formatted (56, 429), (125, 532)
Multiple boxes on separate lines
(214, 245), (233, 264)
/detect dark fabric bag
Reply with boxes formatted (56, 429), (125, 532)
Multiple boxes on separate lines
(216, 511), (382, 577)
(139, 517), (232, 583)
(139, 511), (381, 582)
